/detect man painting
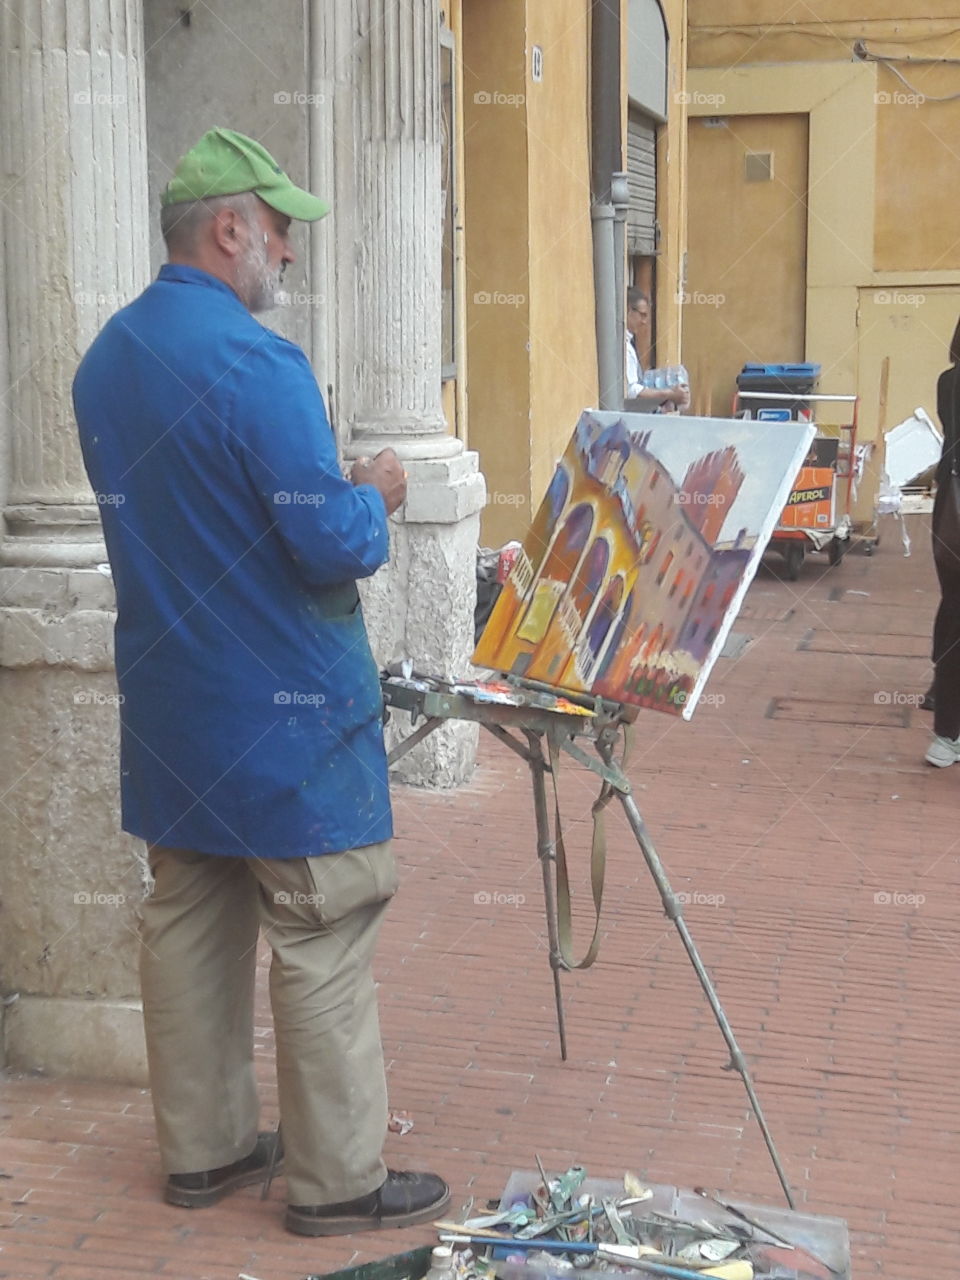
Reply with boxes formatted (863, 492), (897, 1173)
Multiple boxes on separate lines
(72, 128), (449, 1237)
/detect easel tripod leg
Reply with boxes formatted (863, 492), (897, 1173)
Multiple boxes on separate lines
(617, 788), (795, 1209)
(528, 738), (569, 1061)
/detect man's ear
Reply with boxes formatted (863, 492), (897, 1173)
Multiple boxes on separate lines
(211, 208), (243, 257)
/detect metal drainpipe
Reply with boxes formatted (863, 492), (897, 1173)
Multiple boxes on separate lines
(590, 0), (623, 411)
(611, 169), (630, 403)
(308, 0), (335, 448)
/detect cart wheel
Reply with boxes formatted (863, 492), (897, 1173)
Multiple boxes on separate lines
(828, 536), (847, 567)
(782, 543), (804, 581)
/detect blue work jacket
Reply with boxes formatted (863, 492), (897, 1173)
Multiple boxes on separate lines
(72, 264), (393, 858)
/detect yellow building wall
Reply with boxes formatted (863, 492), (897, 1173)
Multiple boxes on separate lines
(686, 7), (960, 525)
(685, 112), (808, 417)
(526, 0), (598, 520)
(688, 1), (960, 56)
(874, 61), (960, 272)
(460, 0), (532, 545)
(461, 0), (688, 546)
(441, 1), (469, 444)
(688, 9), (960, 276)
(652, 0), (688, 368)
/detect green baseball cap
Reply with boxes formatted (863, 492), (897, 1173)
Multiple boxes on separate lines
(161, 127), (330, 221)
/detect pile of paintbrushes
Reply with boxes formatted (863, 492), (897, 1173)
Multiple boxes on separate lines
(433, 1161), (841, 1280)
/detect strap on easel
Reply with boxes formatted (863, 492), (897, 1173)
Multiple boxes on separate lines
(548, 728), (623, 970)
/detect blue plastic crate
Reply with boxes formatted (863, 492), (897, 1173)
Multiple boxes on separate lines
(738, 362), (821, 381)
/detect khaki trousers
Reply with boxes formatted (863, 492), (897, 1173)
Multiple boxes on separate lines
(140, 840), (398, 1206)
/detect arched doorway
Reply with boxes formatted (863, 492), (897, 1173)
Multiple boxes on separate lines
(516, 502), (594, 645)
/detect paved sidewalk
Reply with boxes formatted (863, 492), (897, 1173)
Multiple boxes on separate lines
(2, 515), (958, 1280)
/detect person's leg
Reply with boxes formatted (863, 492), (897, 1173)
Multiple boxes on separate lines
(249, 843), (397, 1206)
(140, 845), (261, 1174)
(930, 497), (960, 742)
(250, 843), (450, 1235)
(932, 577), (960, 744)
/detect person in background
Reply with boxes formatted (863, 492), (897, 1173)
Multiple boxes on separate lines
(625, 287), (690, 412)
(926, 316), (960, 766)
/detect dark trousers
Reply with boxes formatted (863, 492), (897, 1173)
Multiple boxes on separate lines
(932, 482), (960, 739)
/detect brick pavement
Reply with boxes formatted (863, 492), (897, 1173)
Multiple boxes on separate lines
(2, 514), (958, 1280)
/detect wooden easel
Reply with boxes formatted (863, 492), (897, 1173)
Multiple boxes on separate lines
(383, 676), (795, 1208)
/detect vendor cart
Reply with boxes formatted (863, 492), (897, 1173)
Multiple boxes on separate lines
(733, 389), (859, 581)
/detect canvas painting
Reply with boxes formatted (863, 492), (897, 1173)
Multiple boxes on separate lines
(474, 410), (815, 719)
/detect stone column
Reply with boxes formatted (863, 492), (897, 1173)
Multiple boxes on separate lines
(0, 1), (151, 1082)
(320, 0), (486, 785)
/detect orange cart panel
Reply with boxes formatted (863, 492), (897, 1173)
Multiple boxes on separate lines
(778, 465), (836, 531)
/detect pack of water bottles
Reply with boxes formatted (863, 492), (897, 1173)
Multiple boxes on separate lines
(642, 365), (689, 391)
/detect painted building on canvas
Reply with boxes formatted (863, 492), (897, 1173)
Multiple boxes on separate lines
(474, 413), (757, 712)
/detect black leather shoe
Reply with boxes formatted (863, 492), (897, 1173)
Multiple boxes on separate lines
(286, 1169), (451, 1236)
(165, 1131), (283, 1208)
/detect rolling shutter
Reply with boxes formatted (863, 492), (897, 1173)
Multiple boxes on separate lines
(627, 108), (657, 256)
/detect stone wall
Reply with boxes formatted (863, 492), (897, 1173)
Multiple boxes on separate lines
(0, 0), (484, 1082)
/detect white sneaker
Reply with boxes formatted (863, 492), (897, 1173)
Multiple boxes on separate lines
(925, 734), (960, 767)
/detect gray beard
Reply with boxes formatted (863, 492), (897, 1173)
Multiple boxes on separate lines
(237, 238), (282, 314)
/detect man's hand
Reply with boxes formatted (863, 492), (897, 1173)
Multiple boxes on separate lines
(351, 448), (407, 515)
(664, 384), (691, 411)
